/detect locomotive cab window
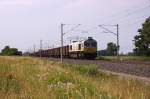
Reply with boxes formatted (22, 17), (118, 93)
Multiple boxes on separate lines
(84, 42), (90, 47)
(91, 42), (97, 47)
(78, 44), (81, 50)
(70, 45), (72, 50)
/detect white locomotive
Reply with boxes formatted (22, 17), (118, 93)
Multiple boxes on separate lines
(69, 37), (97, 59)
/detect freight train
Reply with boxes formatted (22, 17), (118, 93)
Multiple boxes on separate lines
(31, 37), (97, 59)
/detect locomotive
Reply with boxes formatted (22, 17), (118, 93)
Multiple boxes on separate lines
(32, 37), (97, 59)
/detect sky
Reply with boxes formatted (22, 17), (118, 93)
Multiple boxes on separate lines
(0, 0), (150, 53)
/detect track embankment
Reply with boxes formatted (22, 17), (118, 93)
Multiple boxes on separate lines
(49, 58), (150, 82)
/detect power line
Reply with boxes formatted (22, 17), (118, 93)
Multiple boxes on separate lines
(63, 24), (81, 35)
(105, 2), (149, 19)
(113, 7), (150, 24)
(122, 14), (149, 27)
(102, 5), (150, 24)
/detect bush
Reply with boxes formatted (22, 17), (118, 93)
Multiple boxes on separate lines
(74, 65), (99, 77)
(1, 46), (22, 56)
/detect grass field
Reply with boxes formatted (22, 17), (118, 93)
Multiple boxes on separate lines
(0, 56), (150, 99)
(97, 56), (150, 61)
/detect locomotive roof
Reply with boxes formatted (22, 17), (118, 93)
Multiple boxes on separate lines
(69, 37), (96, 45)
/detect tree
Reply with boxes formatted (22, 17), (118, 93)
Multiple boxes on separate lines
(133, 17), (150, 56)
(106, 42), (117, 56)
(1, 46), (22, 56)
(1, 46), (10, 55)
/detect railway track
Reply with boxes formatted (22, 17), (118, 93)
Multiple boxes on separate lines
(49, 58), (150, 82)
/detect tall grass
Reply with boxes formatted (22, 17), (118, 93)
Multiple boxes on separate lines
(0, 56), (149, 99)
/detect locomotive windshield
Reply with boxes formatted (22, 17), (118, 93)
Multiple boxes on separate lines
(91, 42), (97, 47)
(84, 40), (97, 48)
(84, 42), (90, 47)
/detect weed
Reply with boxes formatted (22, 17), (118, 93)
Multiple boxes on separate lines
(0, 65), (21, 94)
(48, 73), (75, 85)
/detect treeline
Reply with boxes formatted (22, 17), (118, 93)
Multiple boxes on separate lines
(0, 46), (22, 56)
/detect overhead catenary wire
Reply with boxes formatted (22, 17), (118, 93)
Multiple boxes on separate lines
(111, 7), (150, 24)
(63, 24), (81, 35)
(103, 2), (149, 20)
(121, 14), (150, 27)
(102, 4), (150, 24)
